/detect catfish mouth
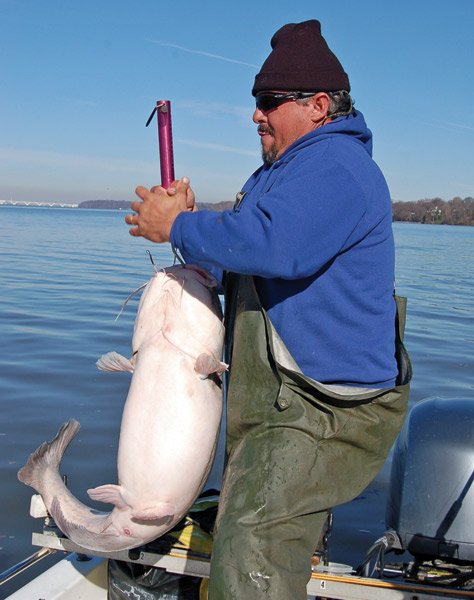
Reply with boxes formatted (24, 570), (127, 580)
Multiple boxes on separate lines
(184, 265), (219, 289)
(163, 264), (218, 289)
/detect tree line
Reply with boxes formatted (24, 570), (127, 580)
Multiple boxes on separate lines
(78, 199), (235, 211)
(392, 197), (474, 226)
(79, 197), (474, 226)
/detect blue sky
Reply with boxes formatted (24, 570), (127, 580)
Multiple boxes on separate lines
(1, 0), (473, 204)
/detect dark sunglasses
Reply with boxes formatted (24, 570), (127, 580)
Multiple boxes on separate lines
(255, 91), (317, 112)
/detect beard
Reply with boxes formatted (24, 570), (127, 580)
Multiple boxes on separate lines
(258, 125), (279, 166)
(262, 144), (279, 166)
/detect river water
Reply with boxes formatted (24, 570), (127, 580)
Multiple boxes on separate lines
(0, 206), (473, 595)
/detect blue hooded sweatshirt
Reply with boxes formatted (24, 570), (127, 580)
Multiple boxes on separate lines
(171, 110), (397, 388)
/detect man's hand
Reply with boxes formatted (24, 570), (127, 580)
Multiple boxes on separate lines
(126, 177), (195, 243)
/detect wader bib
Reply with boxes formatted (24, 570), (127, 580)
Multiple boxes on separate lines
(209, 274), (410, 600)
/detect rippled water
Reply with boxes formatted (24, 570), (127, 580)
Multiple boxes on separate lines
(0, 207), (473, 594)
(394, 224), (473, 403)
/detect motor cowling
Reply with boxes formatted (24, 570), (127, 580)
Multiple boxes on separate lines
(386, 397), (474, 561)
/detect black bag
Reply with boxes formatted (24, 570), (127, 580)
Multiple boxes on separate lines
(107, 498), (218, 600)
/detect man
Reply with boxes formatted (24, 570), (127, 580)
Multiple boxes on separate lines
(126, 20), (410, 600)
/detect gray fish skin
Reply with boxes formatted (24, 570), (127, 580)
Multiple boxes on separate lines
(18, 420), (126, 550)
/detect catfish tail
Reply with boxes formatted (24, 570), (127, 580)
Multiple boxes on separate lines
(18, 419), (81, 489)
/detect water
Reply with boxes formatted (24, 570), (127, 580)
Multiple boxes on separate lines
(0, 207), (473, 593)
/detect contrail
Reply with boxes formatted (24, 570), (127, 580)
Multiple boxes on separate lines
(178, 100), (252, 124)
(0, 147), (155, 174)
(401, 113), (474, 133)
(429, 118), (474, 133)
(146, 39), (259, 69)
(177, 138), (259, 158)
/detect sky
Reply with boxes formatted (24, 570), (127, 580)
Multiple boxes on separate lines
(0, 0), (473, 204)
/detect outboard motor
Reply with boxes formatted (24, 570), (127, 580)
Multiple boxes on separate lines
(356, 397), (474, 590)
(386, 397), (474, 561)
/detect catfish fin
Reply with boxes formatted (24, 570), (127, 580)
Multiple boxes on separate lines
(96, 352), (135, 373)
(131, 501), (175, 521)
(87, 484), (128, 509)
(18, 420), (80, 490)
(195, 353), (228, 378)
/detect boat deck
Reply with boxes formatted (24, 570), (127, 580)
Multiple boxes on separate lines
(5, 531), (473, 600)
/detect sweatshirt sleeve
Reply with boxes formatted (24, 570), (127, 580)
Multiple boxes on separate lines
(170, 159), (368, 280)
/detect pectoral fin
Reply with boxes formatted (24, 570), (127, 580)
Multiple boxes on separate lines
(131, 502), (175, 521)
(87, 484), (128, 509)
(195, 353), (228, 378)
(96, 352), (135, 373)
(162, 319), (226, 375)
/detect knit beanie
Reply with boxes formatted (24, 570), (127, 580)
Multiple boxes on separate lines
(252, 20), (350, 95)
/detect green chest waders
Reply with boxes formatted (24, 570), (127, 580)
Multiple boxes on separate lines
(208, 274), (411, 600)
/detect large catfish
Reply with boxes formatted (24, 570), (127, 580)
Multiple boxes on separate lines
(18, 264), (226, 552)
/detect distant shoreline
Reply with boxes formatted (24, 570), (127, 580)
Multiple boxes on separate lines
(2, 198), (473, 225)
(0, 199), (235, 212)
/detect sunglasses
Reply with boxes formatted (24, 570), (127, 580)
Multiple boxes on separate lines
(255, 91), (317, 112)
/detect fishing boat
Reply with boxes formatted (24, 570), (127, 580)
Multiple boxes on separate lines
(2, 396), (473, 599)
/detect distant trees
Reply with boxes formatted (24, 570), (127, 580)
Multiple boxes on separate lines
(79, 200), (130, 209)
(392, 197), (474, 226)
(198, 201), (234, 211)
(78, 197), (474, 225)
(78, 199), (235, 211)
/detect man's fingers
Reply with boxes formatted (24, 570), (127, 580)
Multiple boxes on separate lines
(135, 185), (149, 199)
(174, 177), (190, 193)
(170, 177), (194, 210)
(149, 184), (166, 194)
(186, 188), (195, 210)
(125, 213), (139, 225)
(128, 180), (188, 243)
(129, 226), (141, 237)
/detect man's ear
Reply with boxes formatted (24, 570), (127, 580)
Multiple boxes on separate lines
(308, 92), (331, 125)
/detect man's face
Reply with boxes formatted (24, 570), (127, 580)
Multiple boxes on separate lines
(253, 92), (319, 165)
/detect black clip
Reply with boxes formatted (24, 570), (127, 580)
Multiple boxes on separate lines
(146, 101), (167, 127)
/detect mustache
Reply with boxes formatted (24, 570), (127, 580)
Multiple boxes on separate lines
(257, 125), (274, 135)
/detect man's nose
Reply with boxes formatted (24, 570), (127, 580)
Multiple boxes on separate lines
(253, 107), (266, 123)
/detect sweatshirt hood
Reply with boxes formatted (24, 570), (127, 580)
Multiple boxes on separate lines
(279, 109), (373, 162)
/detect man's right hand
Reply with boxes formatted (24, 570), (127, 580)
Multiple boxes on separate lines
(126, 177), (196, 243)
